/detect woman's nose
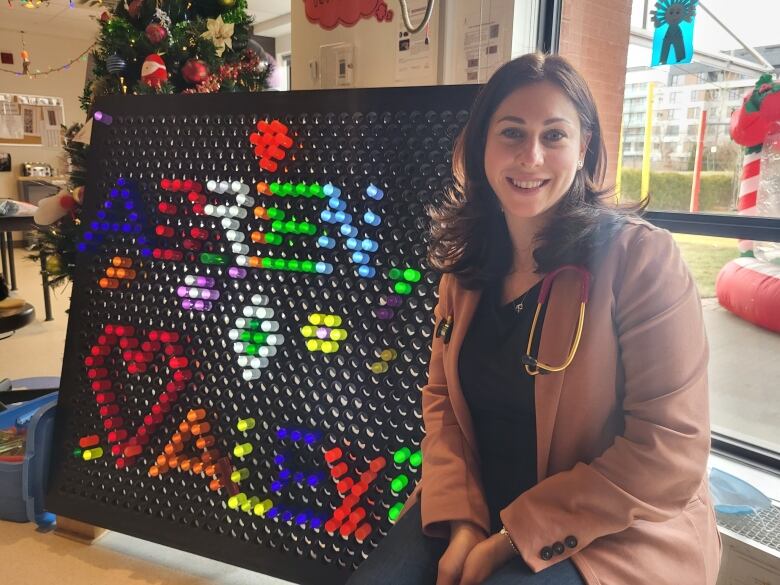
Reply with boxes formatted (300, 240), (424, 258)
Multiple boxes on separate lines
(516, 139), (543, 167)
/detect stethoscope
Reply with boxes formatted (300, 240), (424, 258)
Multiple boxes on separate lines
(436, 264), (591, 376)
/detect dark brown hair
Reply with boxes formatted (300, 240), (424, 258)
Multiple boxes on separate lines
(427, 52), (644, 289)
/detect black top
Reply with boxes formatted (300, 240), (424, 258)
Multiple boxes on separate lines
(458, 278), (548, 533)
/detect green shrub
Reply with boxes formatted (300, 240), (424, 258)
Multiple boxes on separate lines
(618, 169), (735, 212)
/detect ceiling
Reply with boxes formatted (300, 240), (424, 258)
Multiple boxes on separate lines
(0, 0), (291, 42)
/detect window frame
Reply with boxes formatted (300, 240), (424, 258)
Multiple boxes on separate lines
(644, 211), (780, 472)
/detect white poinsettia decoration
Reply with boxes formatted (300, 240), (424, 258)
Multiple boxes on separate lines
(201, 15), (234, 57)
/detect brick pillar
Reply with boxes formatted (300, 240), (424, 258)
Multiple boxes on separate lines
(558, 0), (633, 190)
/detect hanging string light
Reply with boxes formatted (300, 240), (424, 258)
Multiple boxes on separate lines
(0, 35), (95, 78)
(20, 31), (31, 74)
(8, 0), (52, 8)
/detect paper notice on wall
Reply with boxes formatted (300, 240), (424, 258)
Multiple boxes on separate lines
(41, 106), (62, 147)
(395, 0), (434, 82)
(461, 0), (513, 83)
(0, 114), (24, 139)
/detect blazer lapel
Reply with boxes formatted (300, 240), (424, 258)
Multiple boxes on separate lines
(441, 285), (482, 459)
(534, 269), (582, 481)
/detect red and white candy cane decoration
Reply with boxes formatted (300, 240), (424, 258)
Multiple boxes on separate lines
(736, 150), (761, 253)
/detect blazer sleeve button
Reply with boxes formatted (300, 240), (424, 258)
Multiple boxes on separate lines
(552, 541), (565, 555)
(565, 535), (578, 549)
(540, 546), (554, 561)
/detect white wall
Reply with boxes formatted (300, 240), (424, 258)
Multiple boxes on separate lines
(276, 33), (291, 59)
(0, 29), (89, 200)
(291, 0), (441, 90)
(291, 0), (540, 90)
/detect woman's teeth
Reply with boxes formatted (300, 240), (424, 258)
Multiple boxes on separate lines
(509, 178), (546, 189)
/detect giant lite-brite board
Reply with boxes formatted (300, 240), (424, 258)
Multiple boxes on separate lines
(46, 85), (480, 584)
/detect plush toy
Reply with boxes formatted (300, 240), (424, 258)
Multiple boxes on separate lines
(34, 189), (77, 226)
(141, 54), (169, 88)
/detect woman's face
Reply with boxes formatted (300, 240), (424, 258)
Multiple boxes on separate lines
(484, 81), (588, 225)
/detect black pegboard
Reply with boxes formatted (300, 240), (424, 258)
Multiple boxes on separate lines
(45, 84), (480, 585)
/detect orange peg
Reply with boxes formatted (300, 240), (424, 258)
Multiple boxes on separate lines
(164, 442), (183, 456)
(115, 268), (136, 280)
(99, 277), (119, 289)
(156, 453), (169, 467)
(201, 449), (220, 464)
(178, 420), (191, 434)
(187, 408), (206, 423)
(123, 444), (143, 458)
(369, 456), (386, 473)
(112, 256), (132, 268)
(172, 431), (191, 444)
(190, 421), (211, 435)
(195, 435), (215, 449)
(204, 464), (217, 477)
(355, 523), (372, 542)
(78, 435), (100, 449)
(208, 478), (223, 491)
(191, 459), (205, 474)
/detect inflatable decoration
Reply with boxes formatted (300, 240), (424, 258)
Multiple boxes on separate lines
(716, 74), (780, 332)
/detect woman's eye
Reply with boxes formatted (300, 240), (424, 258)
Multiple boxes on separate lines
(545, 130), (566, 141)
(500, 127), (523, 139)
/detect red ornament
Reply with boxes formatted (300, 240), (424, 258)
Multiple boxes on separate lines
(182, 59), (209, 84)
(59, 195), (76, 210)
(100, 11), (111, 22)
(141, 54), (169, 88)
(127, 0), (143, 19)
(145, 23), (167, 45)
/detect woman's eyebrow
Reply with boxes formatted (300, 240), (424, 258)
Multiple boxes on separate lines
(495, 115), (574, 126)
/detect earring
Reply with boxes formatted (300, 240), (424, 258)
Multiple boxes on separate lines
(576, 160), (584, 170)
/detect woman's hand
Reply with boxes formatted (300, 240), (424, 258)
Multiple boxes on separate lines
(457, 531), (517, 585)
(435, 521), (486, 585)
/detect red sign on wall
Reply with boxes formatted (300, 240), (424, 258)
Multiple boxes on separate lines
(303, 0), (393, 30)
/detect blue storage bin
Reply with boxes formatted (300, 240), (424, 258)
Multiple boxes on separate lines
(0, 392), (58, 525)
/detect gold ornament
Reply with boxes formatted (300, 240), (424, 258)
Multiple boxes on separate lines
(46, 254), (63, 274)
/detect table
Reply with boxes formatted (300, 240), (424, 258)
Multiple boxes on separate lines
(17, 176), (68, 204)
(0, 216), (53, 321)
(0, 302), (35, 335)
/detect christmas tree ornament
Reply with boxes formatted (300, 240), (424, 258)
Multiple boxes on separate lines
(126, 0), (143, 19)
(154, 7), (172, 30)
(201, 16), (234, 57)
(99, 11), (110, 22)
(145, 23), (167, 44)
(45, 254), (63, 275)
(182, 58), (209, 84)
(141, 53), (169, 87)
(106, 54), (127, 74)
(217, 0), (236, 8)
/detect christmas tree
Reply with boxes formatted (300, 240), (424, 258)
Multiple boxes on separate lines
(31, 0), (272, 285)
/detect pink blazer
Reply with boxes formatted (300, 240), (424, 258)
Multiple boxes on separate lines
(403, 218), (721, 585)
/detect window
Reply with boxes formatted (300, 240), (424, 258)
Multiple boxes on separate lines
(624, 0), (780, 465)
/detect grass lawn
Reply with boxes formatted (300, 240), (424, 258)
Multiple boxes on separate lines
(672, 233), (739, 298)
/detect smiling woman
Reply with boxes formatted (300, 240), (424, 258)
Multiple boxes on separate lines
(346, 52), (721, 585)
(427, 53), (643, 291)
